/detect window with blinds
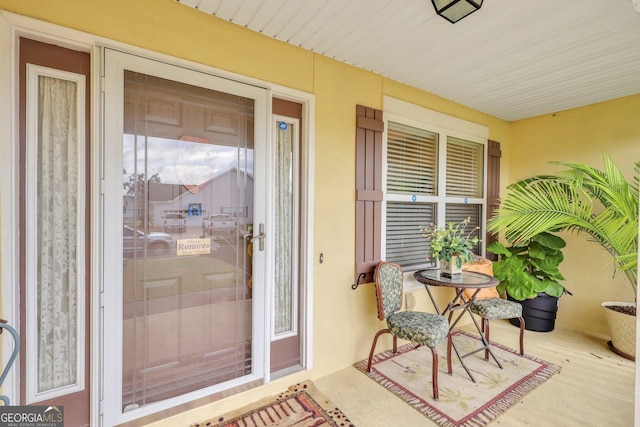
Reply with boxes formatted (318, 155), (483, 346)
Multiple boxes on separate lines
(384, 121), (485, 269)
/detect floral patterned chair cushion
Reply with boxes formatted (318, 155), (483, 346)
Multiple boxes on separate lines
(469, 298), (523, 320)
(375, 262), (404, 320)
(387, 311), (449, 348)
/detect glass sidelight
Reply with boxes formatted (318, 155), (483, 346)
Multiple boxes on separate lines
(25, 65), (86, 403)
(273, 119), (297, 338)
(269, 111), (302, 374)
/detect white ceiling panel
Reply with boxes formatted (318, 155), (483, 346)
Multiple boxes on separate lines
(179, 0), (640, 121)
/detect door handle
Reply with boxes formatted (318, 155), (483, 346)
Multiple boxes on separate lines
(249, 223), (266, 251)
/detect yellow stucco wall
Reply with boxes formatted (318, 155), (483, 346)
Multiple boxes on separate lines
(510, 95), (640, 337)
(0, 0), (637, 425)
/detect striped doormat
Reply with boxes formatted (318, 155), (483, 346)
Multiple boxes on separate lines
(192, 381), (353, 427)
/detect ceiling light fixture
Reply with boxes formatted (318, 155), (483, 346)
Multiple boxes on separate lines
(431, 0), (483, 23)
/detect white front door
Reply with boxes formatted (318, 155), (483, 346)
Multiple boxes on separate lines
(101, 49), (269, 425)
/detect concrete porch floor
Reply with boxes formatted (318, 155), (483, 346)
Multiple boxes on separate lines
(146, 320), (635, 427)
(314, 320), (636, 426)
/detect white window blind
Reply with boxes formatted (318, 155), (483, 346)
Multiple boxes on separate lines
(387, 122), (438, 196)
(386, 202), (436, 268)
(446, 136), (484, 198)
(445, 203), (482, 253)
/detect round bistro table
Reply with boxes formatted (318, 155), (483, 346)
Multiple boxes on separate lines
(414, 268), (502, 382)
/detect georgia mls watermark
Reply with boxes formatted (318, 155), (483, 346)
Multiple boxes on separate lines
(0, 406), (64, 427)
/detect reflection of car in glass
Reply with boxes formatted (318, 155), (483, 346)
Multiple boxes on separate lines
(203, 214), (237, 237)
(162, 213), (186, 232)
(123, 225), (173, 256)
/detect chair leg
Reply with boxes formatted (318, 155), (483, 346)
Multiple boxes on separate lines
(430, 346), (439, 400)
(483, 318), (490, 361)
(447, 333), (453, 375)
(518, 317), (525, 356)
(367, 329), (389, 372)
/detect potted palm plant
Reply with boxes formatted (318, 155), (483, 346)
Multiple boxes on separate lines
(487, 232), (569, 332)
(487, 155), (638, 357)
(421, 217), (479, 277)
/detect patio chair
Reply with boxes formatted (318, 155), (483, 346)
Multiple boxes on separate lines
(463, 256), (525, 359)
(367, 261), (449, 400)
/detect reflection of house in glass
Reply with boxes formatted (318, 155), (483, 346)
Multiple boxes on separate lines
(123, 167), (253, 232)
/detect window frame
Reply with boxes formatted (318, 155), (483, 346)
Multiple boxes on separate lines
(381, 97), (489, 289)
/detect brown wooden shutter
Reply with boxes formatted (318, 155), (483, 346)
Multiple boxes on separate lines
(354, 105), (384, 286)
(486, 139), (501, 261)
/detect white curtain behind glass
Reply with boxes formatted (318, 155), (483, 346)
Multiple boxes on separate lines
(37, 76), (78, 391)
(274, 122), (293, 335)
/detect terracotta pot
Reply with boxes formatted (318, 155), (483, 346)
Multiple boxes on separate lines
(602, 301), (636, 360)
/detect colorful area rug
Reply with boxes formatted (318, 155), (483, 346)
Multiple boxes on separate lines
(192, 381), (354, 427)
(354, 329), (561, 427)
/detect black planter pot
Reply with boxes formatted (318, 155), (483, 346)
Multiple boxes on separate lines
(507, 292), (559, 332)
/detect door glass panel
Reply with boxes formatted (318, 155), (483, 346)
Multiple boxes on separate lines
(121, 71), (254, 409)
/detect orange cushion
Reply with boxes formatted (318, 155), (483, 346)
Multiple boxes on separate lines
(462, 257), (499, 300)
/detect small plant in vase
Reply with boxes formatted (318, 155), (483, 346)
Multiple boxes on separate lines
(421, 217), (480, 277)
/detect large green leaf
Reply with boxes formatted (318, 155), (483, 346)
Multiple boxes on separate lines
(503, 270), (536, 300)
(535, 279), (565, 297)
(532, 232), (567, 250)
(531, 257), (565, 280)
(486, 241), (510, 257)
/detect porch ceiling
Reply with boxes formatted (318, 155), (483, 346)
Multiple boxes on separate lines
(178, 0), (640, 122)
